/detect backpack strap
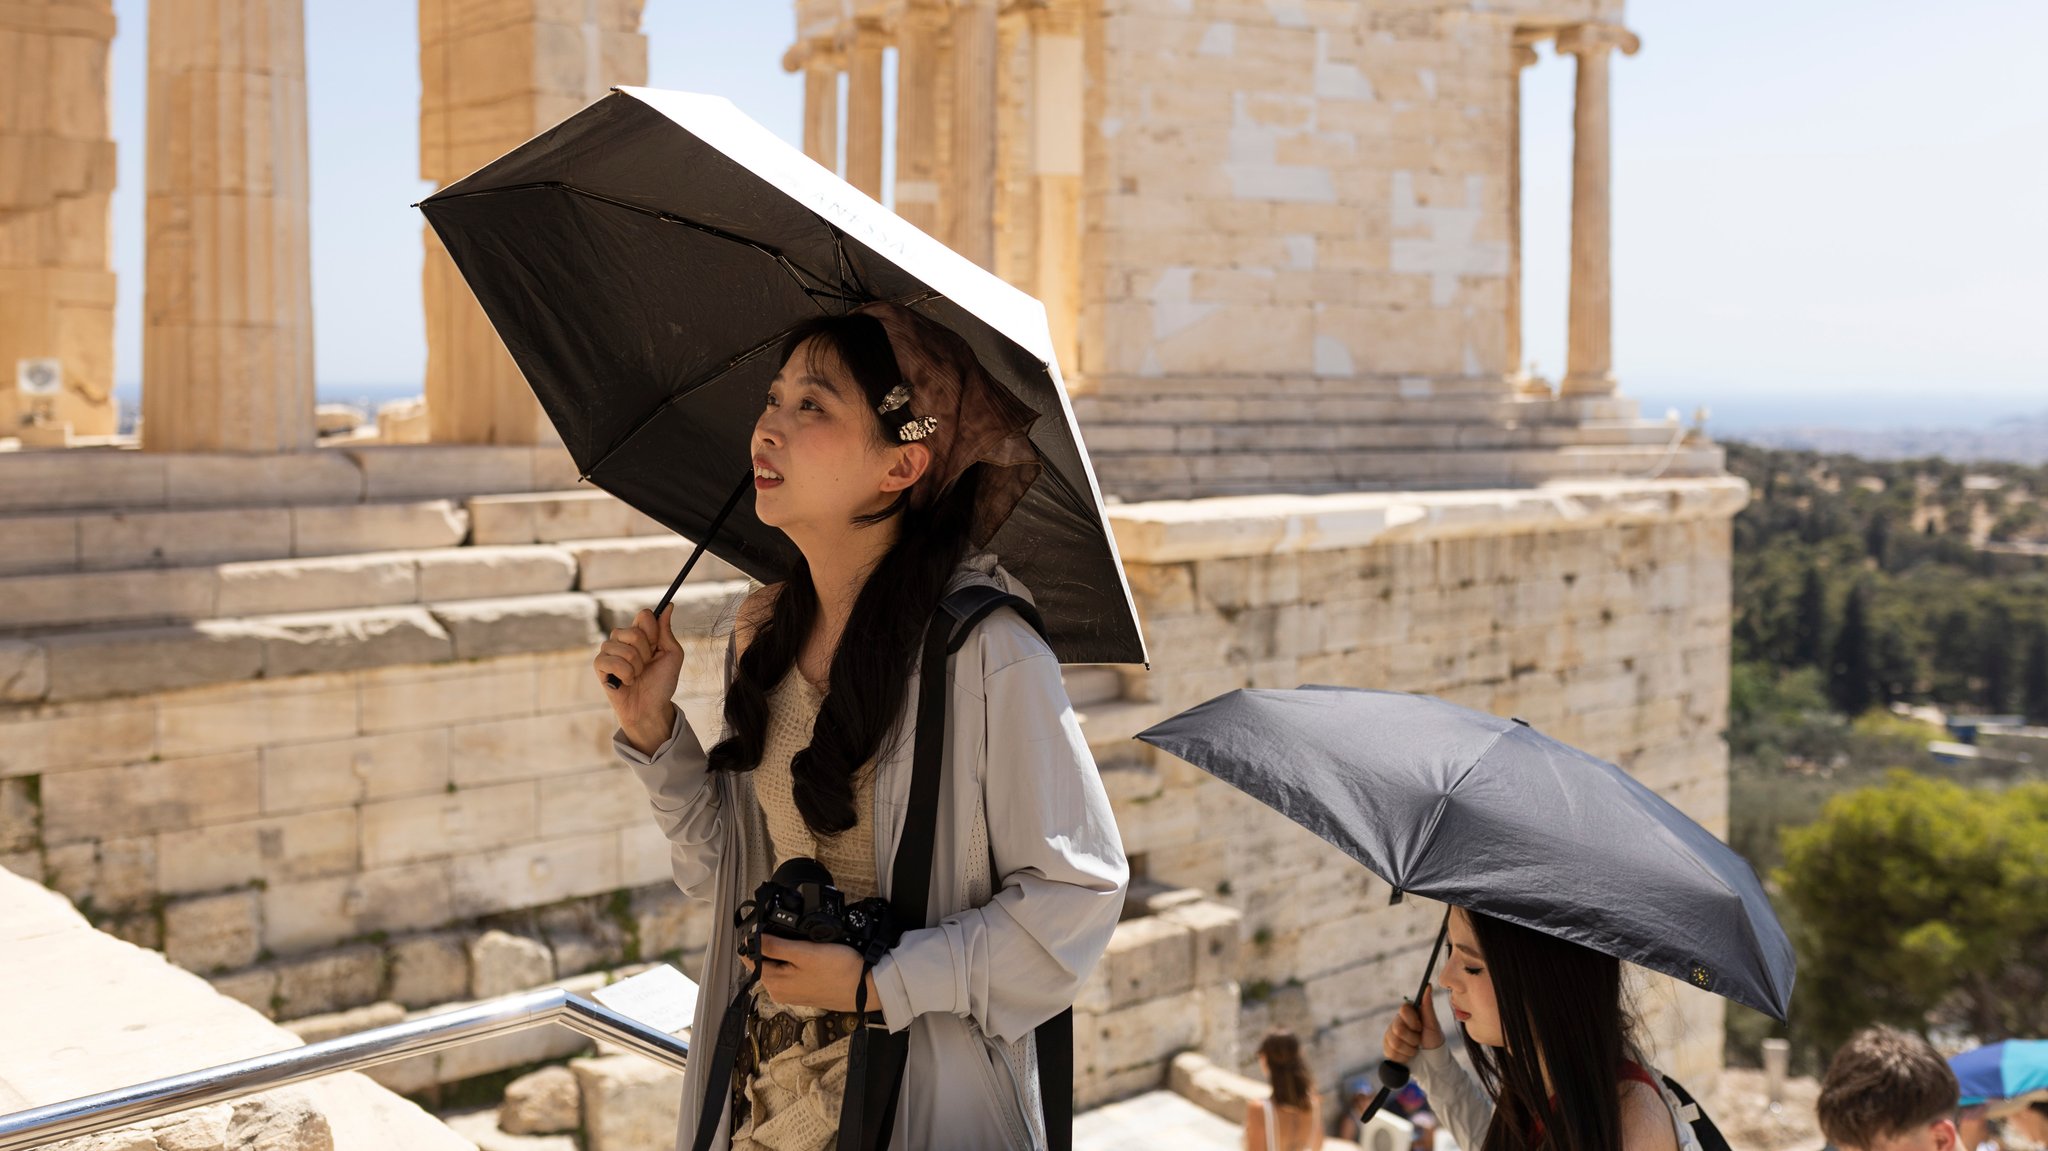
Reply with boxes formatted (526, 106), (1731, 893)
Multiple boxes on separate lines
(854, 586), (1066, 1151)
(1660, 1075), (1733, 1151)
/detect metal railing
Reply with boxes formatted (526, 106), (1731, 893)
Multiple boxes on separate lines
(0, 983), (689, 1151)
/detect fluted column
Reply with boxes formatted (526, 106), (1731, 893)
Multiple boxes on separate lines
(1030, 1), (1083, 377)
(420, 0), (647, 444)
(894, 0), (948, 233)
(1556, 22), (1638, 398)
(949, 0), (1000, 267)
(0, 0), (119, 443)
(1508, 36), (1541, 396)
(799, 42), (841, 172)
(844, 20), (886, 199)
(142, 0), (314, 452)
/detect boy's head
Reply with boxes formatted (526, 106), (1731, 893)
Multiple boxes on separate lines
(1818, 1026), (1960, 1151)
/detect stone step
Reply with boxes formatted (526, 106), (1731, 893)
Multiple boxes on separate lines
(0, 443), (580, 515)
(1089, 444), (1725, 502)
(1069, 391), (1643, 426)
(1078, 418), (1682, 454)
(467, 490), (671, 547)
(0, 498), (475, 578)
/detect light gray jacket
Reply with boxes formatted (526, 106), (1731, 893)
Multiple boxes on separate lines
(614, 559), (1129, 1151)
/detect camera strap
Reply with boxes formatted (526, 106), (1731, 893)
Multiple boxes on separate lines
(688, 964), (761, 1151)
(845, 586), (1072, 1151)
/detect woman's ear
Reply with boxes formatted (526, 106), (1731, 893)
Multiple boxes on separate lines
(879, 442), (932, 493)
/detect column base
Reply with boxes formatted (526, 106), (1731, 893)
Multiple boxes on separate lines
(1559, 373), (1618, 398)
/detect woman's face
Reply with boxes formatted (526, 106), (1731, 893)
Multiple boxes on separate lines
(1441, 908), (1504, 1047)
(751, 338), (922, 535)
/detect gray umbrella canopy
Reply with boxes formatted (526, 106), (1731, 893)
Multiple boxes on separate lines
(418, 88), (1144, 666)
(1137, 686), (1795, 1021)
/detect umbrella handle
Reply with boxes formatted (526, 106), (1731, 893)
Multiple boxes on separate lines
(605, 472), (753, 690)
(1357, 905), (1453, 1127)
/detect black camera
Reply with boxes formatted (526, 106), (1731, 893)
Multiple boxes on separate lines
(737, 857), (898, 967)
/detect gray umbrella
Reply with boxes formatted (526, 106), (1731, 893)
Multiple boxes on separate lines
(417, 87), (1144, 666)
(1135, 685), (1795, 1021)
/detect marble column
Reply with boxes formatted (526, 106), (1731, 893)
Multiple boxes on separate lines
(799, 43), (841, 172)
(1556, 22), (1638, 398)
(893, 0), (948, 234)
(1030, 2), (1084, 378)
(142, 0), (314, 452)
(949, 0), (1000, 268)
(419, 0), (646, 444)
(0, 0), (119, 443)
(844, 20), (887, 199)
(1508, 36), (1541, 396)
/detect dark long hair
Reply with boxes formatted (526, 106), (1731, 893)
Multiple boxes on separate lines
(706, 313), (983, 836)
(1462, 911), (1633, 1151)
(1259, 1029), (1315, 1112)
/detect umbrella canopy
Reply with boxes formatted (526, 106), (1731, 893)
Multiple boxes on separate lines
(1952, 1040), (2048, 1109)
(418, 87), (1144, 665)
(1136, 685), (1796, 1021)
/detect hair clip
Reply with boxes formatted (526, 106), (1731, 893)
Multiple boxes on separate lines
(877, 385), (912, 415)
(898, 415), (939, 443)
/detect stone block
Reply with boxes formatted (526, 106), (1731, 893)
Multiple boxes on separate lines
(619, 821), (674, 890)
(272, 944), (386, 1019)
(416, 545), (577, 602)
(388, 930), (473, 1008)
(161, 451), (365, 507)
(215, 554), (420, 618)
(77, 507), (292, 570)
(251, 607), (455, 677)
(369, 1019), (594, 1096)
(157, 809), (359, 895)
(360, 782), (538, 869)
(163, 890), (263, 973)
(630, 883), (710, 960)
(210, 965), (281, 1016)
(262, 864), (455, 955)
(0, 565), (218, 630)
(341, 445), (541, 501)
(500, 1064), (581, 1135)
(449, 709), (616, 787)
(0, 701), (156, 777)
(430, 593), (600, 660)
(41, 751), (259, 842)
(0, 640), (48, 703)
(260, 729), (451, 814)
(468, 491), (632, 546)
(358, 659), (540, 734)
(0, 776), (36, 854)
(1158, 898), (1244, 987)
(565, 536), (744, 591)
(0, 514), (80, 577)
(291, 500), (470, 558)
(571, 1053), (684, 1151)
(156, 682), (359, 758)
(592, 579), (746, 639)
(39, 622), (266, 703)
(1168, 1051), (1266, 1126)
(470, 928), (556, 998)
(1089, 986), (1207, 1074)
(283, 1000), (406, 1045)
(44, 835), (158, 914)
(1096, 913), (1196, 1011)
(448, 832), (620, 919)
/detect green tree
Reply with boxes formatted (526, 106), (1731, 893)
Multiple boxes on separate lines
(1829, 585), (1878, 715)
(1865, 511), (1891, 568)
(1982, 604), (2016, 713)
(1793, 565), (1828, 670)
(1777, 774), (2048, 1054)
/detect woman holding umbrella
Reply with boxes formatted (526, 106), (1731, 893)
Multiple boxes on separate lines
(1381, 908), (1694, 1151)
(597, 304), (1128, 1151)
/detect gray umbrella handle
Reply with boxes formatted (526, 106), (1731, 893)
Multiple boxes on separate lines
(1358, 905), (1453, 1125)
(604, 473), (753, 690)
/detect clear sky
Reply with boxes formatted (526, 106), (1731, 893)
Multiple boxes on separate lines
(103, 0), (2047, 429)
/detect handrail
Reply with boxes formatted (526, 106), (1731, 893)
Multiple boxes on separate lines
(0, 983), (689, 1151)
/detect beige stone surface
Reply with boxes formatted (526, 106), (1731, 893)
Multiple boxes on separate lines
(571, 1053), (682, 1151)
(249, 607), (456, 677)
(0, 870), (470, 1150)
(216, 554), (421, 618)
(498, 1065), (581, 1135)
(291, 500), (470, 558)
(469, 929), (556, 998)
(416, 546), (577, 602)
(387, 930), (473, 1008)
(282, 1001), (405, 1046)
(429, 593), (600, 660)
(162, 889), (264, 973)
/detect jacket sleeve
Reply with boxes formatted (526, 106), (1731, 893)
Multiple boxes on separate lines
(1412, 1041), (1494, 1151)
(614, 704), (727, 903)
(869, 649), (1129, 1044)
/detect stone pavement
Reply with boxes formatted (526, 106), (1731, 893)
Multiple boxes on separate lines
(1075, 1090), (1248, 1151)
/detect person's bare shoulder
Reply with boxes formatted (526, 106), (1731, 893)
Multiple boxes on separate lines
(1619, 1080), (1680, 1151)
